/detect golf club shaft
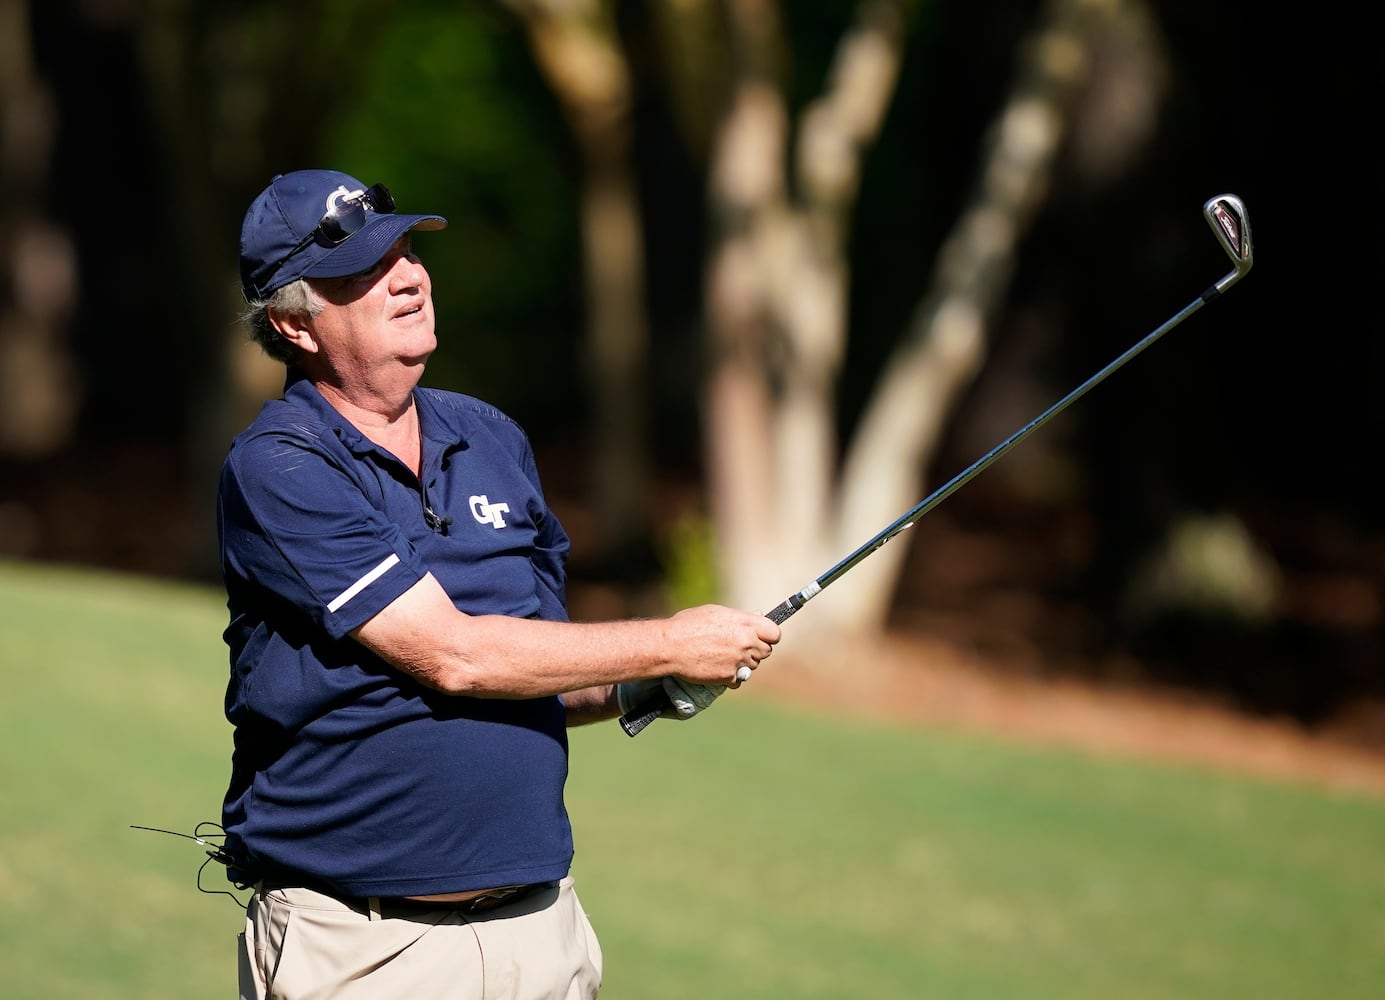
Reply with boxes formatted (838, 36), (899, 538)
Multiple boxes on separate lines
(765, 294), (1212, 622)
(620, 195), (1252, 737)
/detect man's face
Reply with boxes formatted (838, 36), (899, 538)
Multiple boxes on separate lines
(306, 235), (438, 380)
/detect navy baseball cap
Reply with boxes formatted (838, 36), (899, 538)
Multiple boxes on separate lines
(239, 169), (447, 300)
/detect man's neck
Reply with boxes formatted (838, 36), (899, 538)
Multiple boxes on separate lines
(316, 380), (423, 476)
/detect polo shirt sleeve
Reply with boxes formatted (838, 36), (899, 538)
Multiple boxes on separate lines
(219, 431), (429, 639)
(521, 442), (570, 623)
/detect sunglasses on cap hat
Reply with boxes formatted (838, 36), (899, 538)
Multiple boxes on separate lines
(259, 182), (396, 287)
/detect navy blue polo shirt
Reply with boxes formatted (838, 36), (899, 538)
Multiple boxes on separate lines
(217, 371), (574, 898)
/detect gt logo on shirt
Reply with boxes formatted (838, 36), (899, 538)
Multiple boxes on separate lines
(470, 495), (511, 529)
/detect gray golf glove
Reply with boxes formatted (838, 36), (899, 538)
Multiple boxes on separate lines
(616, 677), (725, 721)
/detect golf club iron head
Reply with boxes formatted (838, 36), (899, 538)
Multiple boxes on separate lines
(1204, 194), (1253, 293)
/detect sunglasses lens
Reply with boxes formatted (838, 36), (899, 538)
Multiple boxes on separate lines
(317, 200), (367, 245)
(314, 184), (393, 246)
(366, 183), (395, 214)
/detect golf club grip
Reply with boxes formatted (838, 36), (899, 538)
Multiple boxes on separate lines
(618, 596), (804, 737)
(618, 695), (667, 737)
(766, 598), (801, 624)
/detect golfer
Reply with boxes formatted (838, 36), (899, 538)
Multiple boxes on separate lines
(220, 168), (781, 999)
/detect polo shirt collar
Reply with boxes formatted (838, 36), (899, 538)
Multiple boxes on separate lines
(280, 367), (469, 466)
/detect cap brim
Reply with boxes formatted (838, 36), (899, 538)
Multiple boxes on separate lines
(297, 213), (447, 282)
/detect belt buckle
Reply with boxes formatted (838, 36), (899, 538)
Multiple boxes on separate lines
(461, 885), (525, 914)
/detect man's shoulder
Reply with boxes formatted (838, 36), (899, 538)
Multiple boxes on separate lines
(240, 396), (332, 437)
(225, 397), (337, 466)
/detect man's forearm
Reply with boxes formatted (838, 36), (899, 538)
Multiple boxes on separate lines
(354, 574), (777, 699)
(561, 685), (620, 726)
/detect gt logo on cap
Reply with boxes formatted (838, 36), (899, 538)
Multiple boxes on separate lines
(324, 184), (366, 214)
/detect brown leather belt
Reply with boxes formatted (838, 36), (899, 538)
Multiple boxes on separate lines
(258, 879), (558, 919)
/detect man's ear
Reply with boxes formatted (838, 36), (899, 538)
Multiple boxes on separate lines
(267, 305), (319, 356)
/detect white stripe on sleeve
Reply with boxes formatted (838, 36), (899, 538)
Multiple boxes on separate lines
(326, 553), (401, 613)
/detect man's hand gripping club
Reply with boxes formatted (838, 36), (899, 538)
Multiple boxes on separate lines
(615, 605), (780, 721)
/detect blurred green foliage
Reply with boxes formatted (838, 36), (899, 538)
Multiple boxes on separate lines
(658, 511), (720, 610)
(321, 3), (582, 419)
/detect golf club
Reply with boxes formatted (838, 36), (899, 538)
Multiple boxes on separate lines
(621, 193), (1254, 737)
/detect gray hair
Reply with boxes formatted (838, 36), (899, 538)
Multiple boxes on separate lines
(242, 279), (326, 365)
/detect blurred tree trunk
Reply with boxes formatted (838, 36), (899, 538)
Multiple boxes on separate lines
(698, 0), (1161, 637)
(497, 0), (1163, 637)
(132, 0), (390, 571)
(0, 0), (79, 457)
(135, 1), (278, 574)
(699, 0), (912, 626)
(501, 0), (653, 571)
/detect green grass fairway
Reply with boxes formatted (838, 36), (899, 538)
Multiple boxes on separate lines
(2, 558), (1383, 999)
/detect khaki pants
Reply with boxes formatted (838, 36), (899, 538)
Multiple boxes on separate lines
(237, 876), (603, 999)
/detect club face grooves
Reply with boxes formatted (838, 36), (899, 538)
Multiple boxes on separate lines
(1204, 193), (1253, 272)
(1211, 203), (1242, 255)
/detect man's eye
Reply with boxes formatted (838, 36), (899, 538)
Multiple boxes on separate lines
(351, 260), (387, 283)
(371, 251), (406, 277)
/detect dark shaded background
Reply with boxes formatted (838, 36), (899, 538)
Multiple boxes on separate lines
(2, 0), (1379, 739)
